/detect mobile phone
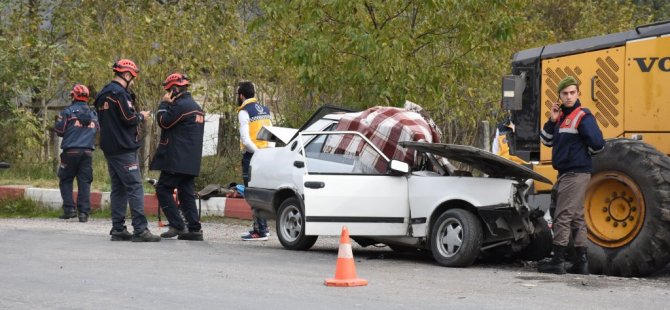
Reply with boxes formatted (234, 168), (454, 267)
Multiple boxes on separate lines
(552, 98), (562, 112)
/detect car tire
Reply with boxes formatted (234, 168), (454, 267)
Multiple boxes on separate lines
(517, 217), (553, 261)
(276, 197), (317, 250)
(430, 209), (483, 267)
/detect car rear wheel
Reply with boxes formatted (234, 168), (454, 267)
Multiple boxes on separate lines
(430, 209), (483, 267)
(276, 197), (317, 250)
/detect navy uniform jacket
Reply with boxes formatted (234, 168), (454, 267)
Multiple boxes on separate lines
(54, 101), (99, 150)
(540, 100), (605, 175)
(94, 81), (146, 155)
(149, 92), (204, 176)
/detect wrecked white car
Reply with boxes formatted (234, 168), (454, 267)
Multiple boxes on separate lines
(245, 106), (552, 267)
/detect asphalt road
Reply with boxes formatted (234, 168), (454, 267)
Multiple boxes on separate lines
(0, 218), (668, 310)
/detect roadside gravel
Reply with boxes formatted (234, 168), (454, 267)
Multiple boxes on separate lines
(0, 217), (347, 249)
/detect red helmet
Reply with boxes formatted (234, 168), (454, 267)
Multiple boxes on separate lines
(70, 84), (90, 101)
(112, 59), (139, 77)
(162, 73), (190, 90)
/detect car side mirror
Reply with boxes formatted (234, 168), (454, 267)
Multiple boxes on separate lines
(388, 160), (409, 175)
(0, 162), (10, 169)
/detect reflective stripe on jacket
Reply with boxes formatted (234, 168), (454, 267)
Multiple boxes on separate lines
(149, 92), (205, 176)
(54, 101), (98, 150)
(237, 98), (272, 150)
(94, 81), (144, 155)
(539, 100), (605, 174)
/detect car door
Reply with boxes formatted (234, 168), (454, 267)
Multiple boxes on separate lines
(299, 131), (410, 236)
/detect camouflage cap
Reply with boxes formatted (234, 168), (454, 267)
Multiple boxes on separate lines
(557, 76), (578, 93)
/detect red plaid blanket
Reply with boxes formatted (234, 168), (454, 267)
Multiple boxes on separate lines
(322, 106), (441, 173)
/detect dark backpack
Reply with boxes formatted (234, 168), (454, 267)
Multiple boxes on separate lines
(74, 106), (95, 127)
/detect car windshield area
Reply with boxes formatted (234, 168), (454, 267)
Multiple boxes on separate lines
(300, 132), (388, 175)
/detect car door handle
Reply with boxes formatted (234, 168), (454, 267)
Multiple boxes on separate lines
(304, 181), (325, 189)
(294, 160), (305, 168)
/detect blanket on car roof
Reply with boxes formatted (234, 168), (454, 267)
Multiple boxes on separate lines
(322, 104), (441, 173)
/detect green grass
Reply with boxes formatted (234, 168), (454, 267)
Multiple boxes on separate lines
(0, 198), (59, 218)
(0, 197), (111, 218)
(0, 152), (246, 221)
(0, 152), (241, 195)
(0, 197), (250, 226)
(0, 152), (161, 194)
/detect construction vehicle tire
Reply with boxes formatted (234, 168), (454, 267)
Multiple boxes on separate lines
(585, 138), (670, 277)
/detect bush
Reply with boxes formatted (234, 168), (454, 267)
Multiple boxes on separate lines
(197, 154), (240, 190)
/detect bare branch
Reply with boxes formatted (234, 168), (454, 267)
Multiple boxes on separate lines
(379, 1), (412, 30)
(364, 2), (378, 29)
(411, 2), (418, 31)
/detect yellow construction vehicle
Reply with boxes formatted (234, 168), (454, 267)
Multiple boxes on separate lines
(503, 20), (670, 277)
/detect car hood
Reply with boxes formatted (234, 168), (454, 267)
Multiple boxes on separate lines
(400, 141), (552, 184)
(256, 126), (299, 144)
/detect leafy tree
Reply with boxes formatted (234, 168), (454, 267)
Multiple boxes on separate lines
(0, 0), (71, 162)
(251, 0), (528, 145)
(0, 0), (667, 184)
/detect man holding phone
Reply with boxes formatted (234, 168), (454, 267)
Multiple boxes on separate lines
(538, 76), (605, 274)
(150, 73), (205, 241)
(95, 59), (160, 242)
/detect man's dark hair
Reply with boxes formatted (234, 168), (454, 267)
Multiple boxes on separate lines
(237, 81), (255, 99)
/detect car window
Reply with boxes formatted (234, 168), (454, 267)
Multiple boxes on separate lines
(304, 134), (327, 155)
(303, 123), (337, 155)
(302, 132), (387, 175)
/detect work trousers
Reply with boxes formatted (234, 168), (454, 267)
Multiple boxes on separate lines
(156, 172), (201, 232)
(105, 152), (148, 234)
(242, 151), (267, 234)
(58, 148), (93, 216)
(552, 172), (591, 247)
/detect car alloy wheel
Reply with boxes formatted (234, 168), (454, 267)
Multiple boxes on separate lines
(276, 197), (318, 250)
(436, 218), (463, 257)
(279, 203), (302, 243)
(430, 208), (483, 267)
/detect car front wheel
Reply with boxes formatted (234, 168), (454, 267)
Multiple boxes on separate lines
(276, 197), (318, 250)
(430, 209), (483, 267)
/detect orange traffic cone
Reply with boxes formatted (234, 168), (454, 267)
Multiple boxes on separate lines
(325, 226), (368, 287)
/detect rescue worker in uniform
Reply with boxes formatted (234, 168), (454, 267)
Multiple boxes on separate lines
(538, 76), (605, 274)
(150, 73), (205, 241)
(94, 59), (160, 242)
(237, 81), (273, 241)
(54, 84), (99, 223)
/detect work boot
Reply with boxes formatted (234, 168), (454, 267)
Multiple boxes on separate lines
(538, 244), (567, 274)
(132, 229), (161, 242)
(110, 226), (133, 241)
(178, 230), (204, 241)
(160, 226), (187, 238)
(78, 214), (88, 223)
(58, 212), (77, 220)
(567, 247), (589, 275)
